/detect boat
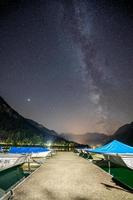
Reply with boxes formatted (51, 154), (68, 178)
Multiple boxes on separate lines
(9, 146), (51, 158)
(0, 153), (28, 169)
(86, 140), (133, 170)
(75, 148), (92, 159)
(7, 146), (52, 172)
(0, 146), (51, 169)
(75, 148), (84, 155)
(104, 153), (133, 169)
(84, 151), (104, 160)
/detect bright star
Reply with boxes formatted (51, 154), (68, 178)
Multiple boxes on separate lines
(27, 98), (31, 102)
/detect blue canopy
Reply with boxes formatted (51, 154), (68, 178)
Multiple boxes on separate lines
(9, 147), (50, 154)
(85, 140), (133, 155)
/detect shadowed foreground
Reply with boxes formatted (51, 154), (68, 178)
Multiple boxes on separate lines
(14, 152), (133, 200)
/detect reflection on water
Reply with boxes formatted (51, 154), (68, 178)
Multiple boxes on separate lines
(0, 165), (27, 191)
(100, 166), (133, 190)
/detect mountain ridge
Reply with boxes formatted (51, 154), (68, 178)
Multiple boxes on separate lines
(1, 96), (133, 146)
(0, 96), (68, 145)
(61, 121), (133, 146)
(110, 122), (133, 146)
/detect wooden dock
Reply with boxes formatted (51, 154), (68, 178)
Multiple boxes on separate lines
(13, 152), (133, 200)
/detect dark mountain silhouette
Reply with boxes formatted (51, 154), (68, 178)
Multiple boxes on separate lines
(0, 96), (68, 145)
(62, 121), (133, 147)
(110, 122), (133, 146)
(1, 96), (133, 147)
(62, 121), (133, 146)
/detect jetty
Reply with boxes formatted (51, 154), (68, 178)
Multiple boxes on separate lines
(13, 152), (133, 200)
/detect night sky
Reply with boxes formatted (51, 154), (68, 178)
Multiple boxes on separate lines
(0, 0), (133, 135)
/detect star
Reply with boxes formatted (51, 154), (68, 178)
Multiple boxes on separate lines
(27, 98), (31, 102)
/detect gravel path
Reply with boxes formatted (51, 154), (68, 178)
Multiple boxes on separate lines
(13, 152), (133, 200)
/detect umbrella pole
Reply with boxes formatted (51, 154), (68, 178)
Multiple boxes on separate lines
(28, 155), (31, 172)
(108, 155), (110, 174)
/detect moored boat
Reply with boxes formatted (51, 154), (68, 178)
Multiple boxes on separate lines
(0, 153), (28, 169)
(9, 146), (51, 158)
(104, 154), (133, 169)
(86, 140), (133, 169)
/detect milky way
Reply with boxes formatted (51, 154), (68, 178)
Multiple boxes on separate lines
(0, 0), (133, 134)
(61, 0), (133, 133)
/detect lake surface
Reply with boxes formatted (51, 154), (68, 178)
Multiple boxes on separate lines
(100, 166), (133, 190)
(0, 165), (28, 191)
